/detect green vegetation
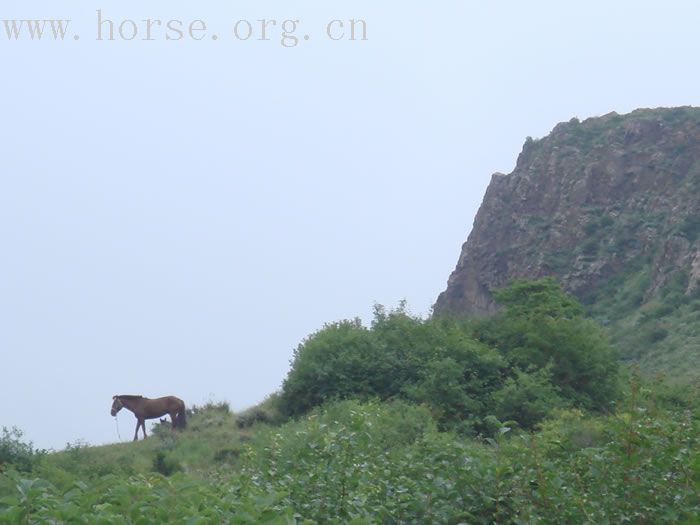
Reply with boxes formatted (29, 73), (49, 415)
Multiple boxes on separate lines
(475, 279), (619, 411)
(569, 197), (700, 385)
(1, 280), (698, 523)
(586, 241), (700, 381)
(0, 428), (46, 474)
(1, 384), (699, 524)
(281, 279), (618, 433)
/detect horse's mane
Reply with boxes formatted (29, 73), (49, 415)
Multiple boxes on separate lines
(117, 394), (144, 399)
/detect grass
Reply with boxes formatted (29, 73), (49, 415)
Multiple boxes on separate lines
(581, 227), (700, 385)
(3, 389), (700, 524)
(35, 401), (268, 490)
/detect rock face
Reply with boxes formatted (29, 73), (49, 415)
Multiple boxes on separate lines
(435, 108), (700, 379)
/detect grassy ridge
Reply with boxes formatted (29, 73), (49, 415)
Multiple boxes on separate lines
(1, 380), (700, 523)
(35, 401), (270, 487)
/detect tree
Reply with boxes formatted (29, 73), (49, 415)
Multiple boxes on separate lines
(279, 318), (379, 416)
(280, 279), (619, 431)
(476, 278), (620, 410)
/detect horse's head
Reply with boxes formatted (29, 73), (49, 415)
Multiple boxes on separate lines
(110, 395), (124, 416)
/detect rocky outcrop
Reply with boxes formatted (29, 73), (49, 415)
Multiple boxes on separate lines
(435, 108), (700, 378)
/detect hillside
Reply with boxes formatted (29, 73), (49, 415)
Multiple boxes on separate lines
(435, 107), (700, 381)
(3, 285), (700, 522)
(3, 384), (699, 523)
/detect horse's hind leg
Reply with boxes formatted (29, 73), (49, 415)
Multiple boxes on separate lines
(142, 420), (148, 439)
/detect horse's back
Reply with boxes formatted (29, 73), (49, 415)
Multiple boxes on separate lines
(146, 395), (182, 403)
(142, 395), (183, 413)
(168, 395), (184, 405)
(164, 395), (185, 410)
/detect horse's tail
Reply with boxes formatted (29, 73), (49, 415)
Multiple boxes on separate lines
(176, 402), (187, 430)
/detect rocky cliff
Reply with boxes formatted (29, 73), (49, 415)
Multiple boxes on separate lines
(435, 107), (700, 380)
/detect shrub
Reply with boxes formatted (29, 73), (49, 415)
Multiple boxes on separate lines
(236, 409), (271, 429)
(489, 367), (570, 430)
(151, 452), (183, 476)
(281, 279), (619, 432)
(677, 215), (700, 242)
(236, 394), (285, 429)
(490, 278), (584, 319)
(279, 318), (381, 416)
(185, 401), (232, 432)
(213, 447), (241, 463)
(647, 325), (669, 343)
(0, 427), (45, 473)
(279, 305), (512, 430)
(476, 278), (620, 411)
(404, 345), (507, 432)
(581, 238), (599, 255)
(535, 409), (607, 452)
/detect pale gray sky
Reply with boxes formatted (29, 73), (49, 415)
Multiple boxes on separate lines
(2, 1), (699, 449)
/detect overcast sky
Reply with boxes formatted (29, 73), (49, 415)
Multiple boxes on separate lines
(2, 1), (699, 450)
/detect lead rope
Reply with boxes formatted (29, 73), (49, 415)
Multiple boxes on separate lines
(114, 414), (124, 442)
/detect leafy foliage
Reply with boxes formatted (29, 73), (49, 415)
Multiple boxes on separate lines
(491, 277), (584, 319)
(0, 471), (299, 524)
(151, 451), (183, 477)
(282, 279), (619, 432)
(0, 427), (45, 473)
(2, 386), (698, 524)
(489, 366), (569, 430)
(476, 278), (620, 411)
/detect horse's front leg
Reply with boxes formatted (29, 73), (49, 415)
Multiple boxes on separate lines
(142, 420), (148, 439)
(170, 412), (177, 430)
(134, 419), (141, 441)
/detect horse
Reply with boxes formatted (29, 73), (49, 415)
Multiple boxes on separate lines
(110, 395), (187, 441)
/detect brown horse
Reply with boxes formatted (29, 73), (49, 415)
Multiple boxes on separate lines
(110, 395), (186, 441)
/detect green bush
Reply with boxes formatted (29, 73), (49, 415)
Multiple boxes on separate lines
(647, 325), (670, 343)
(581, 238), (599, 256)
(151, 452), (182, 476)
(536, 408), (607, 452)
(0, 427), (45, 473)
(279, 318), (379, 416)
(490, 278), (585, 319)
(281, 279), (619, 432)
(237, 389), (700, 523)
(640, 302), (675, 321)
(280, 304), (510, 431)
(677, 215), (700, 242)
(476, 278), (620, 411)
(236, 394), (284, 429)
(489, 367), (570, 430)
